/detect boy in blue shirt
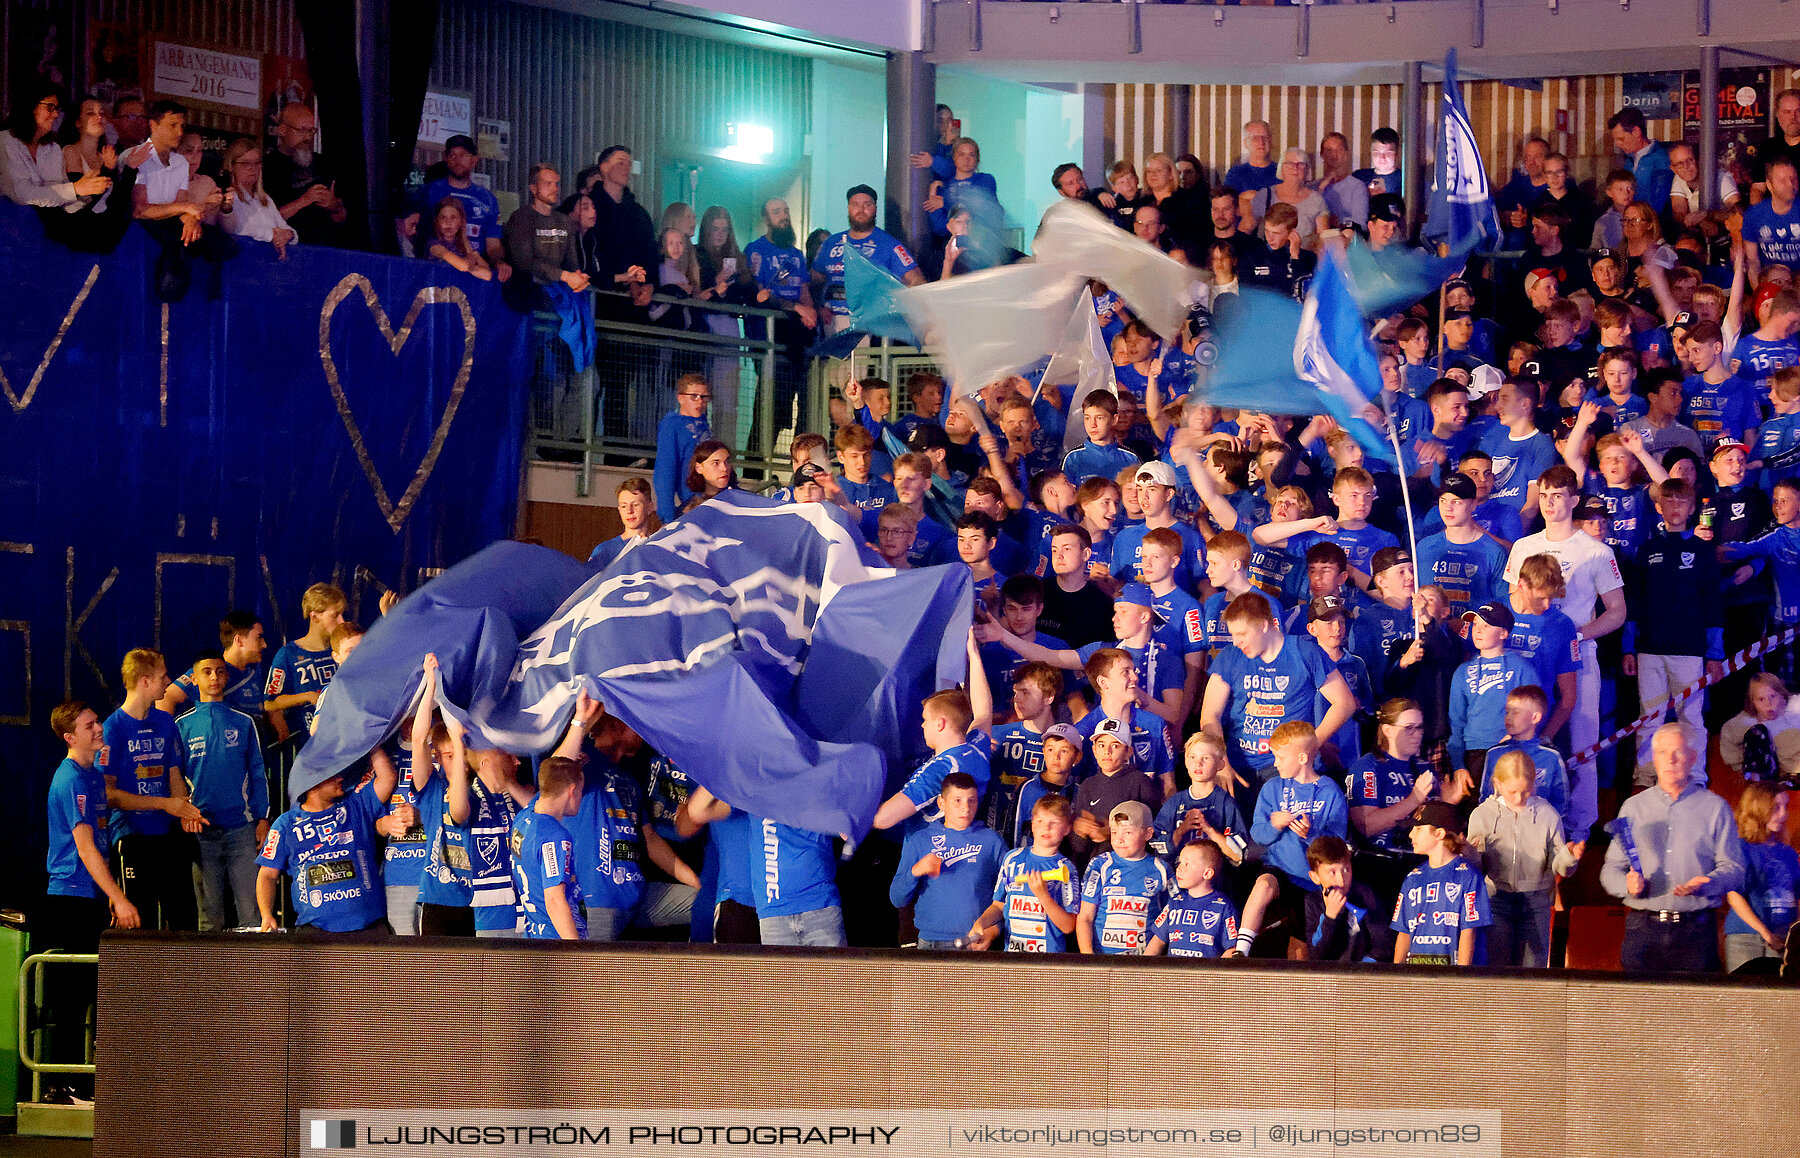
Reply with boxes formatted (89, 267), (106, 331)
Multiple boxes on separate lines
(970, 794), (1080, 952)
(1478, 686), (1572, 825)
(872, 689), (993, 835)
(1505, 553), (1581, 741)
(1415, 472), (1509, 615)
(979, 582), (1066, 713)
(985, 661), (1062, 828)
(653, 372), (713, 522)
(177, 651), (269, 931)
(1062, 392), (1141, 486)
(158, 609), (267, 723)
(255, 746), (397, 932)
(1134, 527), (1208, 722)
(1450, 601), (1541, 791)
(834, 424), (897, 514)
(1238, 721), (1349, 957)
(749, 815), (845, 947)
(993, 724), (1083, 849)
(1145, 841), (1240, 958)
(1286, 466), (1399, 587)
(1393, 800), (1492, 966)
(100, 647), (203, 931)
(1304, 594), (1372, 770)
(42, 701), (138, 1101)
(1071, 647), (1177, 795)
(890, 771), (1008, 949)
(263, 582), (346, 743)
(845, 376), (902, 480)
(1076, 800), (1172, 954)
(1154, 731), (1248, 865)
(510, 755), (587, 940)
(1751, 365), (1800, 490)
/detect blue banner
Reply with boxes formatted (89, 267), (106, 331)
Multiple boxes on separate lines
(0, 205), (529, 902)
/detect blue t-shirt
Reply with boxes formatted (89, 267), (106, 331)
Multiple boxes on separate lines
(256, 780), (386, 931)
(1290, 524), (1401, 582)
(421, 178), (500, 244)
(175, 701), (267, 829)
(1583, 480), (1655, 563)
(1201, 588), (1286, 660)
(811, 228), (919, 317)
(709, 807), (757, 908)
(98, 707), (184, 838)
(743, 236), (809, 303)
(383, 761), (443, 890)
(510, 807), (586, 940)
(1224, 161), (1280, 196)
(1077, 638), (1182, 707)
(993, 774), (1078, 849)
(1730, 332), (1800, 399)
(1151, 784), (1246, 859)
(889, 821), (1008, 943)
(1752, 411), (1800, 490)
(1415, 499), (1526, 545)
(1448, 652), (1539, 769)
(46, 757), (110, 897)
(1248, 541), (1306, 607)
(1149, 585), (1207, 662)
(1684, 373), (1760, 452)
(1061, 440), (1141, 488)
(1110, 522), (1207, 593)
(264, 642), (336, 737)
(1478, 427), (1558, 512)
(748, 817), (840, 918)
(175, 659), (265, 719)
(990, 722), (1050, 798)
(979, 632), (1066, 705)
(1416, 531), (1509, 614)
(1725, 840), (1800, 938)
(570, 766), (647, 912)
(1150, 889), (1240, 957)
(1209, 634), (1339, 776)
(1250, 774), (1349, 888)
(1478, 739), (1571, 824)
(1505, 601), (1581, 697)
(897, 734), (994, 835)
(1346, 752), (1429, 852)
(1393, 856), (1492, 962)
(1079, 850), (1173, 954)
(839, 475), (898, 514)
(993, 846), (1080, 952)
(1743, 197), (1800, 269)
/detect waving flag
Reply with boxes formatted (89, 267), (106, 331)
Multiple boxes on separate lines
(298, 493), (972, 838)
(1423, 49), (1501, 256)
(895, 260), (1084, 398)
(1039, 288), (1118, 452)
(1341, 234), (1468, 319)
(1294, 248), (1389, 458)
(1033, 199), (1200, 339)
(844, 246), (919, 344)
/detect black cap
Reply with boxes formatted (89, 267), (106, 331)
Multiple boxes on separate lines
(1443, 278), (1472, 296)
(1369, 193), (1405, 224)
(444, 134), (477, 156)
(1573, 494), (1612, 522)
(1444, 307), (1474, 323)
(1461, 600), (1515, 631)
(1370, 545), (1413, 576)
(793, 462), (829, 486)
(1591, 247), (1619, 265)
(1412, 800), (1463, 835)
(905, 423), (948, 453)
(1308, 594), (1351, 624)
(1672, 310), (1695, 328)
(1438, 472), (1478, 501)
(847, 183), (880, 203)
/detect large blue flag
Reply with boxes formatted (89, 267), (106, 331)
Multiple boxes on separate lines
(299, 492), (971, 839)
(1423, 49), (1501, 255)
(1295, 249), (1389, 459)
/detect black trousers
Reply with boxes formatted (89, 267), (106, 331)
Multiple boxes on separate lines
(712, 899), (762, 945)
(418, 902), (476, 937)
(35, 894), (108, 1096)
(1621, 909), (1719, 973)
(116, 831), (198, 931)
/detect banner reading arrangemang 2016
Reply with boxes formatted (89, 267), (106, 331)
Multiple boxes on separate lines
(0, 203), (529, 903)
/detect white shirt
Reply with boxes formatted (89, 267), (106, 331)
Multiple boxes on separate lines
(136, 147), (188, 206)
(221, 188), (291, 244)
(1503, 528), (1623, 632)
(0, 130), (77, 209)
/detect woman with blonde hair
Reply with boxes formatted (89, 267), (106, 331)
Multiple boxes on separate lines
(1723, 782), (1798, 971)
(219, 137), (297, 257)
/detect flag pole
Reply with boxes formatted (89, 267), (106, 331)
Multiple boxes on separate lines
(1382, 398), (1427, 640)
(1433, 242), (1449, 378)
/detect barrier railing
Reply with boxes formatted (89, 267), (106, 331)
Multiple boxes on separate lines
(18, 950), (97, 1137)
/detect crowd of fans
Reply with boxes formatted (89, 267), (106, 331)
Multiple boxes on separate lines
(28, 82), (1800, 1100)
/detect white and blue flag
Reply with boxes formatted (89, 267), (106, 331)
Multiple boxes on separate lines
(1294, 248), (1388, 458)
(1423, 49), (1501, 255)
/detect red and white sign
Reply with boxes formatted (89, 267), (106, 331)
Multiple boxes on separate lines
(153, 41), (261, 112)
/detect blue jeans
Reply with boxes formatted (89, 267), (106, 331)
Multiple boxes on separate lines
(1488, 887), (1556, 968)
(759, 905), (846, 947)
(196, 823), (260, 932)
(386, 885), (420, 936)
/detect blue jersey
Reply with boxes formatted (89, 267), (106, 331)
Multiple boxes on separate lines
(1152, 785), (1246, 859)
(990, 722), (1050, 800)
(993, 846), (1080, 953)
(1210, 634), (1340, 776)
(1725, 524), (1800, 625)
(1061, 440), (1140, 487)
(1743, 198), (1800, 268)
(1149, 585), (1207, 662)
(898, 734), (993, 834)
(1415, 499), (1526, 546)
(1074, 705), (1174, 783)
(749, 817), (839, 917)
(743, 236), (808, 303)
(1248, 541), (1307, 607)
(1290, 524), (1400, 582)
(257, 780), (386, 931)
(420, 178), (500, 243)
(709, 807), (757, 908)
(175, 701), (267, 829)
(1724, 840), (1800, 938)
(812, 228), (918, 318)
(1479, 739), (1571, 823)
(1415, 531), (1509, 614)
(1077, 638), (1182, 706)
(979, 632), (1066, 705)
(1109, 522), (1207, 593)
(1150, 889), (1240, 957)
(1346, 752), (1429, 852)
(417, 774), (521, 917)
(889, 821), (1008, 944)
(1394, 856), (1491, 962)
(1448, 653), (1539, 770)
(383, 762), (443, 890)
(1730, 331), (1800, 398)
(1585, 481), (1655, 563)
(1251, 775), (1349, 888)
(991, 774), (1078, 849)
(175, 659), (265, 719)
(1684, 373), (1760, 452)
(98, 707), (184, 838)
(510, 807), (586, 940)
(1582, 388), (1649, 425)
(569, 767), (647, 912)
(1753, 412), (1800, 491)
(1080, 850), (1173, 954)
(264, 642), (335, 737)
(46, 757), (110, 897)
(1201, 588), (1285, 660)
(839, 475), (897, 514)
(1478, 427), (1557, 512)
(1505, 601), (1581, 698)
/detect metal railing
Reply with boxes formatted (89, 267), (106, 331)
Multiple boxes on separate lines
(18, 951), (98, 1100)
(529, 290), (830, 496)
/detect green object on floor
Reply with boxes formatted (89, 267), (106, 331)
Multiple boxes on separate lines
(0, 924), (22, 1117)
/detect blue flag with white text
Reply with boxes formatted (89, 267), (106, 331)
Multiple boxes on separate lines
(1423, 50), (1501, 255)
(1295, 249), (1389, 459)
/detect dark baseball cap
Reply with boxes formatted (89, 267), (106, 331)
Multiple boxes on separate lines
(1369, 194), (1405, 224)
(1573, 494), (1612, 521)
(905, 423), (948, 453)
(1461, 600), (1515, 631)
(1443, 278), (1472, 296)
(444, 134), (477, 156)
(1412, 799), (1463, 835)
(1438, 472), (1478, 501)
(1370, 546), (1413, 576)
(846, 183), (880, 204)
(1444, 307), (1474, 323)
(793, 462), (829, 486)
(1308, 594), (1351, 624)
